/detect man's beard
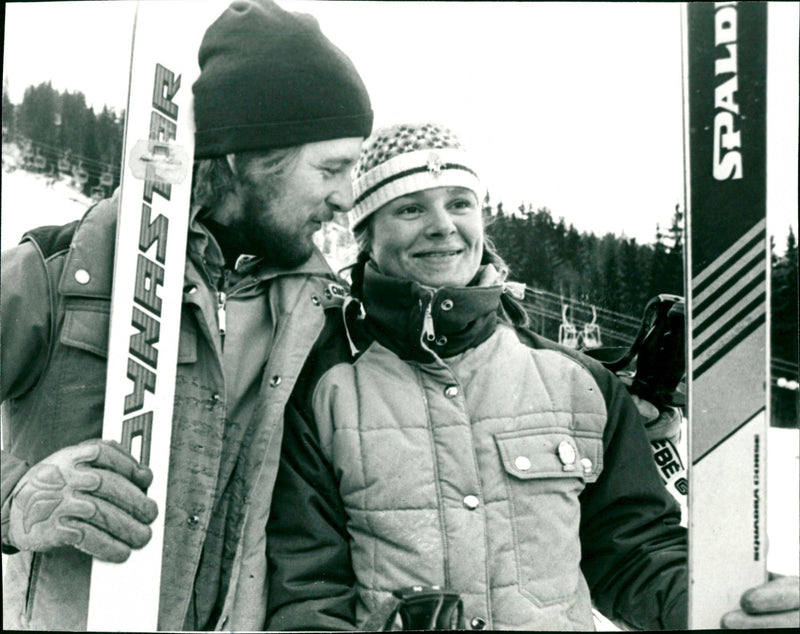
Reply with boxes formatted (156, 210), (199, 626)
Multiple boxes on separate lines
(227, 174), (317, 269)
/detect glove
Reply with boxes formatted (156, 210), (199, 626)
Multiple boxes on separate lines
(7, 438), (158, 563)
(721, 574), (800, 628)
(631, 396), (688, 502)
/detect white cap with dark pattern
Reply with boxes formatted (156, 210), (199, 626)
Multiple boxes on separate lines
(349, 122), (484, 229)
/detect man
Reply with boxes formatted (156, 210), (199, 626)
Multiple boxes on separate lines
(0, 0), (372, 630)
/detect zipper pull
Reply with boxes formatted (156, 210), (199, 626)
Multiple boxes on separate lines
(217, 291), (227, 338)
(421, 299), (436, 345)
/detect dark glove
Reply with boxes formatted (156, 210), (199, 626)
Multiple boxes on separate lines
(721, 574), (800, 629)
(363, 586), (463, 630)
(7, 438), (158, 562)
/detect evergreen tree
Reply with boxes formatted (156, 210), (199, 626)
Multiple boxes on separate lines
(2, 76), (15, 138)
(17, 81), (59, 150)
(772, 227), (799, 365)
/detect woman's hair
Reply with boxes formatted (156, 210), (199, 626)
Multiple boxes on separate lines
(191, 146), (303, 211)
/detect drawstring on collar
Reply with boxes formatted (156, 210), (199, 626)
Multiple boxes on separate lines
(343, 295), (366, 356)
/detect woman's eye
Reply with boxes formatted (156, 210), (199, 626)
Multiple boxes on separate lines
(396, 205), (422, 216)
(450, 199), (474, 211)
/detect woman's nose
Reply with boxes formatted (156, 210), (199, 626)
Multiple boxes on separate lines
(426, 205), (457, 236)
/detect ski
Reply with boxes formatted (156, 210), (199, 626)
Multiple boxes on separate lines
(682, 2), (769, 629)
(86, 2), (223, 630)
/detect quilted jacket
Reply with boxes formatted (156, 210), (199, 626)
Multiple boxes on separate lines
(265, 263), (688, 630)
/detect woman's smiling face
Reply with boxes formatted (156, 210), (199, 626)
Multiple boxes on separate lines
(369, 186), (484, 288)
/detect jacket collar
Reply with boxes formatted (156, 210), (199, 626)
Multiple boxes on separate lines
(353, 262), (507, 363)
(186, 202), (334, 290)
(57, 193), (334, 300)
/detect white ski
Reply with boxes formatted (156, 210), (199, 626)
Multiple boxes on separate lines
(86, 2), (223, 630)
(682, 2), (770, 629)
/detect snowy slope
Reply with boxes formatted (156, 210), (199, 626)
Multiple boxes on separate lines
(1, 166), (94, 251)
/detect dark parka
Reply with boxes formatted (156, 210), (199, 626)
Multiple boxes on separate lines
(1, 193), (344, 631)
(266, 263), (689, 631)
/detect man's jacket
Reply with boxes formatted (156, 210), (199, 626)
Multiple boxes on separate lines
(266, 264), (688, 630)
(1, 193), (343, 631)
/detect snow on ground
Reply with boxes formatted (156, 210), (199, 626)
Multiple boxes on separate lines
(2, 166), (93, 251)
(1, 167), (798, 618)
(766, 426), (800, 576)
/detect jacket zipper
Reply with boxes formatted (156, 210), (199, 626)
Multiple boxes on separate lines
(421, 297), (436, 345)
(217, 291), (227, 341)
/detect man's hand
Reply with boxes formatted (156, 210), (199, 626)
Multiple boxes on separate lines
(721, 574), (800, 629)
(7, 439), (158, 563)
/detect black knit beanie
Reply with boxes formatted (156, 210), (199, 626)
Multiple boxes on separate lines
(192, 0), (373, 158)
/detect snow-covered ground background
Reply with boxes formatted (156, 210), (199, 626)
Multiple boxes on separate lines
(2, 162), (798, 625)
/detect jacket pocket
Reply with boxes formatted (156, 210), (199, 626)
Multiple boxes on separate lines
(495, 427), (603, 606)
(60, 301), (110, 358)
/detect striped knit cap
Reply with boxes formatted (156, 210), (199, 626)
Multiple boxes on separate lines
(349, 122), (483, 229)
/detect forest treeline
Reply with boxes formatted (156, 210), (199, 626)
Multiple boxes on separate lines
(2, 79), (125, 196)
(483, 197), (797, 364)
(4, 79), (798, 411)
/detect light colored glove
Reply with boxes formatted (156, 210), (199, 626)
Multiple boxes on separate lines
(7, 438), (158, 563)
(630, 393), (660, 423)
(721, 574), (800, 629)
(630, 395), (683, 445)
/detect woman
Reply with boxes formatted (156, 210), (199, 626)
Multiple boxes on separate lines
(264, 123), (794, 630)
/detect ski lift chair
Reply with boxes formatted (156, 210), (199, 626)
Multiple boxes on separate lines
(58, 151), (72, 175)
(91, 185), (105, 202)
(72, 162), (89, 188)
(33, 151), (47, 173)
(558, 304), (580, 349)
(581, 306), (603, 349)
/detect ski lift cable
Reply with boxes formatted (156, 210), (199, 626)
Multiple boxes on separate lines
(521, 305), (636, 345)
(527, 286), (642, 323)
(519, 295), (640, 335)
(524, 288), (642, 328)
(19, 138), (121, 177)
(772, 357), (799, 373)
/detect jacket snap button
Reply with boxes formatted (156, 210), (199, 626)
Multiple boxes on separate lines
(463, 495), (480, 510)
(269, 375), (282, 387)
(470, 616), (486, 630)
(441, 299), (454, 311)
(210, 393), (221, 405)
(187, 514), (200, 527)
(311, 295), (321, 305)
(580, 457), (593, 474)
(74, 269), (91, 284)
(514, 456), (531, 471)
(557, 440), (576, 469)
(435, 335), (448, 346)
(444, 385), (459, 398)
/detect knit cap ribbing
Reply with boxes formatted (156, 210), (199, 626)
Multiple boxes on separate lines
(350, 122), (483, 229)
